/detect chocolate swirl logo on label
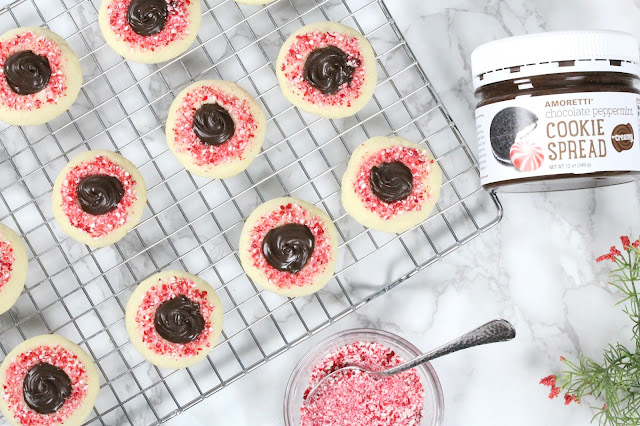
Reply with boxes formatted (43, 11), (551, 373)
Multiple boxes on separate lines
(4, 50), (51, 95)
(262, 223), (315, 274)
(303, 46), (360, 95)
(192, 103), (236, 146)
(611, 123), (634, 152)
(22, 362), (72, 414)
(369, 161), (413, 203)
(127, 0), (169, 37)
(154, 295), (205, 344)
(77, 174), (125, 216)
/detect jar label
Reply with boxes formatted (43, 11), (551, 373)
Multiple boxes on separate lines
(475, 92), (640, 185)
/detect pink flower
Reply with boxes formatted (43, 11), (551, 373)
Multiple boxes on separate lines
(597, 246), (622, 262)
(540, 375), (557, 387)
(564, 393), (579, 405)
(602, 403), (607, 410)
(634, 240), (639, 248)
(621, 236), (631, 250)
(596, 253), (614, 262)
(560, 356), (565, 361)
(540, 375), (562, 399)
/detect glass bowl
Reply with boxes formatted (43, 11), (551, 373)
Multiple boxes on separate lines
(283, 328), (444, 425)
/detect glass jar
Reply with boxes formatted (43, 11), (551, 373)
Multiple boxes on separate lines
(471, 31), (640, 192)
(283, 328), (444, 426)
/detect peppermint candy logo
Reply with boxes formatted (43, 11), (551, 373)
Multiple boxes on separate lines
(510, 138), (544, 172)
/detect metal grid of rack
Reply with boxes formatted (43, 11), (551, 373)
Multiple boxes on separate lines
(0, 0), (502, 424)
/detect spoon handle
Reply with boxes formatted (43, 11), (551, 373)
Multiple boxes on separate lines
(379, 319), (516, 377)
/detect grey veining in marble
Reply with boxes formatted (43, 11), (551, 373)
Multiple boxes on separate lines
(0, 0), (637, 425)
(172, 1), (640, 425)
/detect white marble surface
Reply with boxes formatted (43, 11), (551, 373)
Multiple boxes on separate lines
(0, 0), (637, 425)
(171, 0), (640, 425)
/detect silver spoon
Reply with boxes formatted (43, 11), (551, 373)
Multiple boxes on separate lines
(304, 319), (516, 404)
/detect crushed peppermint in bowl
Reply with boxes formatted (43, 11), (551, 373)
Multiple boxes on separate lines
(284, 329), (444, 426)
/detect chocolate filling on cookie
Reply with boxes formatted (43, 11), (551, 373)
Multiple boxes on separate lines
(192, 103), (236, 146)
(370, 161), (413, 203)
(23, 362), (72, 414)
(303, 46), (360, 95)
(127, 0), (169, 37)
(77, 174), (125, 216)
(154, 295), (205, 344)
(4, 50), (51, 95)
(262, 223), (315, 274)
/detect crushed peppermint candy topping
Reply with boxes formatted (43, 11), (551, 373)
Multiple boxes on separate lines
(0, 236), (14, 292)
(281, 30), (366, 107)
(2, 345), (89, 426)
(135, 275), (215, 358)
(249, 202), (333, 290)
(60, 155), (138, 239)
(107, 0), (192, 52)
(0, 31), (66, 111)
(301, 341), (424, 426)
(171, 85), (259, 167)
(354, 146), (434, 220)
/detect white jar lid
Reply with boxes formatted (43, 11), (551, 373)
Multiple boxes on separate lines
(471, 31), (640, 89)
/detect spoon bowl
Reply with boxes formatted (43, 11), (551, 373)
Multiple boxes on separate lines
(304, 319), (516, 404)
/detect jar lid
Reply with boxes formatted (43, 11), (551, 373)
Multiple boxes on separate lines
(471, 31), (640, 89)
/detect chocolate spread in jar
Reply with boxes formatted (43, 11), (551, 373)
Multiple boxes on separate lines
(472, 31), (640, 193)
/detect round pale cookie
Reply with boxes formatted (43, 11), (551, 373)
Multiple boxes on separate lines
(0, 334), (99, 426)
(52, 150), (147, 248)
(98, 0), (201, 64)
(0, 27), (82, 126)
(276, 21), (377, 119)
(125, 270), (224, 369)
(166, 80), (266, 179)
(0, 223), (27, 316)
(239, 197), (338, 298)
(341, 136), (442, 233)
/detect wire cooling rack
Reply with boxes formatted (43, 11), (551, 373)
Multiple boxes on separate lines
(0, 0), (502, 424)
